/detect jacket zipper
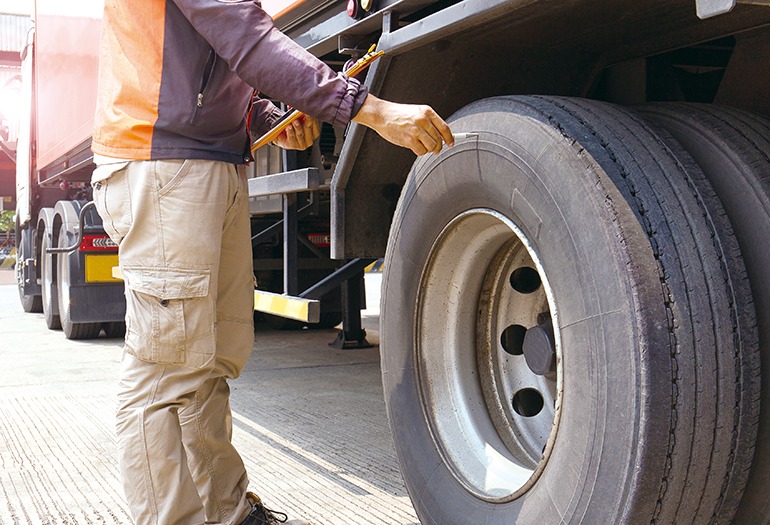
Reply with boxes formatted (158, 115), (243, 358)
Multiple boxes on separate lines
(189, 49), (217, 124)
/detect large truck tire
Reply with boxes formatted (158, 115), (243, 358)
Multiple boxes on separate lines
(16, 225), (42, 313)
(380, 96), (758, 524)
(57, 225), (102, 340)
(638, 103), (770, 524)
(40, 230), (61, 330)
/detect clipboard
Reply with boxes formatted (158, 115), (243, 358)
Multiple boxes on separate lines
(250, 45), (384, 153)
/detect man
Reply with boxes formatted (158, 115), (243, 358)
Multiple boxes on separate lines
(90, 1), (453, 524)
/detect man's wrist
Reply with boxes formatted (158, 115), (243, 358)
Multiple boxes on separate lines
(350, 84), (370, 121)
(352, 94), (383, 129)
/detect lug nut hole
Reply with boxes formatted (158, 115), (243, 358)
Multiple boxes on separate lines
(501, 324), (527, 355)
(512, 388), (544, 417)
(510, 267), (541, 294)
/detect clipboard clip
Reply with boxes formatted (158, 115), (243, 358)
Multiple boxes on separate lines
(250, 45), (384, 153)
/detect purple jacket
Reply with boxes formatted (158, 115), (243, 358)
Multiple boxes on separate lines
(92, 0), (368, 164)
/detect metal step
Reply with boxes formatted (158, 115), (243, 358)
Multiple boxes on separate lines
(247, 168), (323, 198)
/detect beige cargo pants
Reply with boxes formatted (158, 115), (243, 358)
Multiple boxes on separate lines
(92, 159), (255, 525)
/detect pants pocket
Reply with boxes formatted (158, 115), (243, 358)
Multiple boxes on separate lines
(91, 162), (131, 244)
(122, 266), (215, 368)
(154, 159), (190, 196)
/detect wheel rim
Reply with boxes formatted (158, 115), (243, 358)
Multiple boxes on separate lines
(416, 208), (562, 502)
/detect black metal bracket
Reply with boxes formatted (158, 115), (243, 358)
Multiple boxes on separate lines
(328, 269), (373, 349)
(299, 258), (373, 299)
(298, 258), (375, 349)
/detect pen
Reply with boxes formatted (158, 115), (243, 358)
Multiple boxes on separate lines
(451, 132), (479, 141)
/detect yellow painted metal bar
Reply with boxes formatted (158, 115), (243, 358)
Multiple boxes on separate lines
(254, 290), (320, 323)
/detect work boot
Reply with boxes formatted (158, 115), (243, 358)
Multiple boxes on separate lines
(238, 492), (310, 525)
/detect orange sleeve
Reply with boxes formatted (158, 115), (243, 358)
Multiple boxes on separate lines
(92, 0), (166, 158)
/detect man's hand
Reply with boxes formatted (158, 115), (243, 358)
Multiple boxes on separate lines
(272, 115), (320, 150)
(352, 94), (454, 155)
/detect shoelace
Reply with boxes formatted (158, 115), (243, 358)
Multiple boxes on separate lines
(246, 492), (288, 524)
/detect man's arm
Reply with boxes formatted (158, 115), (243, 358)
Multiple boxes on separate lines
(276, 95), (454, 155)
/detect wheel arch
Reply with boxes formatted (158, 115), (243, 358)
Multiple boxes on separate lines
(330, 48), (592, 260)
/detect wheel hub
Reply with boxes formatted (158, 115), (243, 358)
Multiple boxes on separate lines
(416, 209), (562, 502)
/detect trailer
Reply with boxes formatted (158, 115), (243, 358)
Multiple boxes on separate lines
(8, 0), (770, 523)
(10, 0), (359, 342)
(11, 2), (127, 339)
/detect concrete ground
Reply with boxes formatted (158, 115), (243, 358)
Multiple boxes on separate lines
(0, 269), (419, 525)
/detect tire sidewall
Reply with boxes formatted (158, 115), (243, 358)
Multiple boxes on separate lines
(381, 104), (669, 524)
(57, 227), (74, 337)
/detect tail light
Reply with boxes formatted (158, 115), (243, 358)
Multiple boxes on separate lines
(79, 234), (118, 252)
(308, 233), (330, 247)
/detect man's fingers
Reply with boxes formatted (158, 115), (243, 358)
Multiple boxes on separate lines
(421, 107), (453, 149)
(273, 116), (320, 150)
(415, 107), (453, 154)
(290, 120), (304, 141)
(304, 116), (319, 135)
(303, 118), (320, 149)
(430, 112), (454, 147)
(417, 131), (440, 155)
(411, 141), (429, 156)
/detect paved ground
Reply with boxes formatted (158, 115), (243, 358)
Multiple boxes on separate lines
(0, 270), (418, 525)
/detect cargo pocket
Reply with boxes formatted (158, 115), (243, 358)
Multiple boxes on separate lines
(121, 266), (216, 368)
(91, 162), (131, 244)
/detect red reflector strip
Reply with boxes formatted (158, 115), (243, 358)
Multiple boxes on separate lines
(79, 234), (118, 251)
(307, 233), (330, 247)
